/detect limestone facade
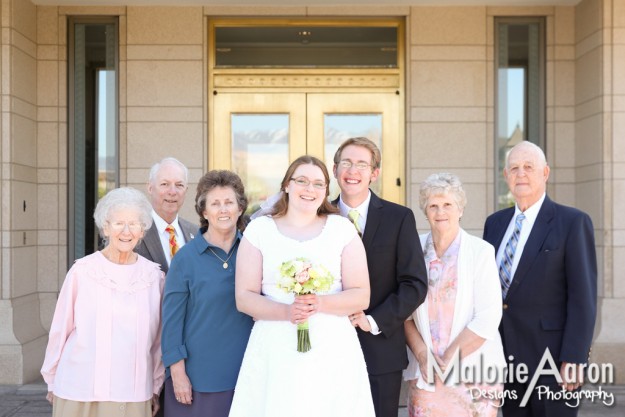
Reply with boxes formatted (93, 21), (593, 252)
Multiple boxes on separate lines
(1, 0), (623, 384)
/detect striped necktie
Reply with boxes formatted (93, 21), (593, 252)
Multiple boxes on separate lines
(348, 209), (362, 238)
(499, 213), (525, 298)
(165, 224), (179, 258)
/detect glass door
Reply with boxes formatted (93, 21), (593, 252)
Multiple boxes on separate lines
(307, 93), (401, 203)
(212, 93), (306, 212)
(211, 91), (403, 212)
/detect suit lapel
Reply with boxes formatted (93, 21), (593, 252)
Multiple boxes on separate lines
(362, 192), (383, 249)
(179, 219), (195, 244)
(491, 208), (514, 252)
(144, 225), (168, 272)
(507, 197), (555, 299)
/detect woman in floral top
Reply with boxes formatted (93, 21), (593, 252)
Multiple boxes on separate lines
(403, 173), (505, 417)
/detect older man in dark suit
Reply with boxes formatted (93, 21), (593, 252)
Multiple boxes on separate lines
(135, 158), (197, 417)
(135, 157), (197, 275)
(483, 141), (597, 417)
(332, 137), (428, 417)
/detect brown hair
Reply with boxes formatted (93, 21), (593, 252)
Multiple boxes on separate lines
(271, 155), (339, 218)
(332, 137), (381, 170)
(195, 170), (248, 231)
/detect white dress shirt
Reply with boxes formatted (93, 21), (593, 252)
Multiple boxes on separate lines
(151, 210), (186, 267)
(495, 193), (546, 282)
(338, 192), (381, 335)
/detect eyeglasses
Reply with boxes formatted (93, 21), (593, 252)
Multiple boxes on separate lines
(338, 160), (372, 171)
(290, 177), (327, 190)
(107, 221), (144, 233)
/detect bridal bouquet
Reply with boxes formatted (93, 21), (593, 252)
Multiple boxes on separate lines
(277, 257), (335, 352)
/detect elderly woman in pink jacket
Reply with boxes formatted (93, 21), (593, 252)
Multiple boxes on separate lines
(41, 187), (164, 417)
(404, 173), (505, 417)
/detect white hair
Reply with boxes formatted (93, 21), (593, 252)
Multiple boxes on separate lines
(93, 187), (153, 240)
(419, 172), (467, 214)
(148, 157), (189, 184)
(506, 141), (547, 169)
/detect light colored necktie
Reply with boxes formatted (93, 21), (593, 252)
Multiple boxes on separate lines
(348, 209), (362, 237)
(499, 213), (525, 298)
(165, 224), (179, 258)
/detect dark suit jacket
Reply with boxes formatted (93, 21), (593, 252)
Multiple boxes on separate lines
(135, 217), (197, 274)
(335, 191), (428, 375)
(483, 196), (597, 374)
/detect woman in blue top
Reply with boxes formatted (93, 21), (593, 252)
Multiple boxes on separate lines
(161, 170), (253, 417)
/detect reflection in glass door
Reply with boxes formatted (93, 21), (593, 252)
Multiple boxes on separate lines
(232, 114), (289, 213)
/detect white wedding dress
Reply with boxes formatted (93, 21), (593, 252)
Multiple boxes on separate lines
(228, 215), (375, 417)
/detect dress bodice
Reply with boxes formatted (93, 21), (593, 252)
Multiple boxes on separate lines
(243, 214), (358, 304)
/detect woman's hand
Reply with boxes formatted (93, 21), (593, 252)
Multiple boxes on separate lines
(416, 350), (430, 380)
(46, 391), (54, 405)
(151, 394), (160, 417)
(288, 294), (320, 324)
(170, 360), (193, 405)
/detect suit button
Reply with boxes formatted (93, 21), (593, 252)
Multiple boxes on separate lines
(503, 304), (508, 310)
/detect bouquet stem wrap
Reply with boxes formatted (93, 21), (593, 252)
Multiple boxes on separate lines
(297, 320), (311, 353)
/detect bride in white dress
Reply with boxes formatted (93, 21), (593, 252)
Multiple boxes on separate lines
(229, 156), (375, 417)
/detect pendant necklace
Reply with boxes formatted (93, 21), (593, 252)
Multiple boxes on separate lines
(208, 246), (235, 269)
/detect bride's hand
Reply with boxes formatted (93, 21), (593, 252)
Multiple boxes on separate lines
(288, 294), (319, 324)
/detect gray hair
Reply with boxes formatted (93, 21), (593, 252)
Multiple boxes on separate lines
(506, 141), (547, 169)
(419, 173), (467, 214)
(148, 157), (189, 184)
(93, 187), (153, 240)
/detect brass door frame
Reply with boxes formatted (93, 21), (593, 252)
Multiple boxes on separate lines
(208, 17), (406, 203)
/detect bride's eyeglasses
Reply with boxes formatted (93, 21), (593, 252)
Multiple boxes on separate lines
(290, 177), (327, 190)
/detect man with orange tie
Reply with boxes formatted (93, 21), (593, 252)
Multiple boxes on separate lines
(136, 157), (197, 273)
(135, 157), (197, 417)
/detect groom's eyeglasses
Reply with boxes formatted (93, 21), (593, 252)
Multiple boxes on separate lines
(338, 160), (372, 171)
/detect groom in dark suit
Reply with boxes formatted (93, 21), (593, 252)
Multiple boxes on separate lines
(483, 141), (597, 417)
(332, 137), (428, 417)
(135, 157), (197, 274)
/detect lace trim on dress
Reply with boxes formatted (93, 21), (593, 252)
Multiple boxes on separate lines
(78, 254), (159, 294)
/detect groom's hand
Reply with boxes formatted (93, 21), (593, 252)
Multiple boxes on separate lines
(349, 311), (371, 331)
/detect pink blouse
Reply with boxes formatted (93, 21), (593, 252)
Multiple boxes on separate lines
(41, 252), (165, 402)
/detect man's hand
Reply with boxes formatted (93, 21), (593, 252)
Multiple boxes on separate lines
(349, 311), (371, 332)
(560, 362), (584, 391)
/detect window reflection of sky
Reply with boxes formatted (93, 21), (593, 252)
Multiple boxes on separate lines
(504, 68), (524, 138)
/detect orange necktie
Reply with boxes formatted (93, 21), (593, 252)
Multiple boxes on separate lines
(165, 224), (179, 258)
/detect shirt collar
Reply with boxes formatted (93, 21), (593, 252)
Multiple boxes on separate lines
(151, 210), (180, 233)
(338, 190), (372, 220)
(514, 193), (546, 227)
(193, 226), (242, 253)
(423, 230), (462, 265)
